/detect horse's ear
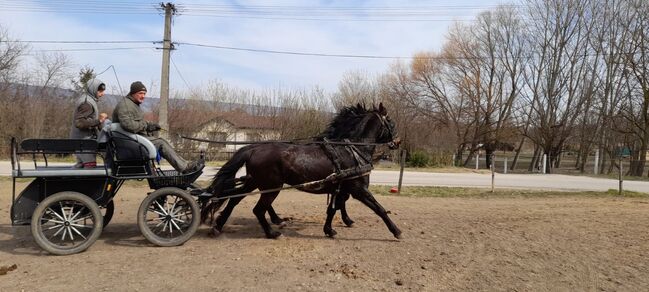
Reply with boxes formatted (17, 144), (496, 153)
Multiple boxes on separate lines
(378, 102), (387, 115)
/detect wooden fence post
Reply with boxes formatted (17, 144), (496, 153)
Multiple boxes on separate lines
(398, 149), (406, 194)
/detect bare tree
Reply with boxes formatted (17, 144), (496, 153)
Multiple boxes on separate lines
(34, 52), (73, 89)
(617, 0), (649, 176)
(0, 25), (27, 83)
(521, 0), (595, 173)
(331, 70), (379, 110)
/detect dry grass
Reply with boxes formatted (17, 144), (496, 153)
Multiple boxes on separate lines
(369, 185), (649, 198)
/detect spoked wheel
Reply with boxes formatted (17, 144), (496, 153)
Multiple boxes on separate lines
(101, 200), (115, 228)
(31, 192), (103, 255)
(137, 187), (200, 247)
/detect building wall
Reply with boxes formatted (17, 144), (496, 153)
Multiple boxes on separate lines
(193, 119), (280, 152)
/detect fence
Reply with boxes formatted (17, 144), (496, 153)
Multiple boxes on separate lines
(388, 150), (647, 196)
(456, 152), (648, 177)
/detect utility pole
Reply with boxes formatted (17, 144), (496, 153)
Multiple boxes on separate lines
(158, 2), (176, 140)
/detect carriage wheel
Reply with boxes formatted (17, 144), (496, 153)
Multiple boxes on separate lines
(102, 200), (115, 228)
(31, 192), (103, 255)
(137, 187), (199, 247)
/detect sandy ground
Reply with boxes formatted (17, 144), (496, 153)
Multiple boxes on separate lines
(1, 182), (648, 291)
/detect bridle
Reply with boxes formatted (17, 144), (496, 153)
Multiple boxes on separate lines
(373, 113), (399, 149)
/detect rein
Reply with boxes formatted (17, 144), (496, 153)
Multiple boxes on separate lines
(179, 135), (390, 147)
(203, 170), (372, 201)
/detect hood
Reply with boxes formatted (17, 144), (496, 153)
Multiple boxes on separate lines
(85, 78), (105, 100)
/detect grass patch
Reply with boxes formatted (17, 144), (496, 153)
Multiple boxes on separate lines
(590, 174), (649, 182)
(369, 185), (649, 198)
(373, 163), (490, 174)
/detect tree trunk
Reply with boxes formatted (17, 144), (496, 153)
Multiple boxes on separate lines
(455, 143), (465, 167)
(511, 136), (525, 170)
(463, 148), (477, 168)
(529, 146), (540, 172)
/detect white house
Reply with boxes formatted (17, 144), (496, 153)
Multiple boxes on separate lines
(193, 111), (280, 153)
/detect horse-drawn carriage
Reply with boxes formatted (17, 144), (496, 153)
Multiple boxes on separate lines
(10, 123), (204, 255)
(10, 103), (403, 256)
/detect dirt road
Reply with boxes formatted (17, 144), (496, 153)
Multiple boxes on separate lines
(1, 183), (648, 291)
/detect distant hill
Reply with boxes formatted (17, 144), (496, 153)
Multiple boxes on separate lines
(0, 82), (284, 115)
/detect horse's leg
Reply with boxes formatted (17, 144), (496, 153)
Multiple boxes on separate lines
(267, 206), (289, 225)
(351, 187), (402, 239)
(211, 181), (258, 234)
(253, 191), (282, 239)
(323, 195), (338, 237)
(210, 196), (245, 236)
(337, 192), (354, 227)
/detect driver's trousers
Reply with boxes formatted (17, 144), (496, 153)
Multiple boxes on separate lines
(148, 137), (188, 172)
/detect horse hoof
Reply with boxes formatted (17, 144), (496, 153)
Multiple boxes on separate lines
(343, 220), (355, 227)
(266, 231), (282, 239)
(324, 228), (337, 237)
(208, 227), (222, 238)
(272, 217), (294, 225)
(394, 232), (402, 240)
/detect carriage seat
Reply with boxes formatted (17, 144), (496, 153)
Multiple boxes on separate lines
(14, 139), (107, 178)
(99, 123), (157, 160)
(99, 123), (159, 176)
(21, 138), (98, 153)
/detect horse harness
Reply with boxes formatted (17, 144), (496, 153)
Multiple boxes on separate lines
(319, 138), (374, 209)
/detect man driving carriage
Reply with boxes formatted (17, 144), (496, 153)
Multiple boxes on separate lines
(112, 81), (203, 173)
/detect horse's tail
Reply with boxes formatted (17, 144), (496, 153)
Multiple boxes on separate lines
(200, 199), (227, 224)
(201, 146), (255, 224)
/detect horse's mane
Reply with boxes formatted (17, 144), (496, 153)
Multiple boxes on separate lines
(317, 104), (374, 140)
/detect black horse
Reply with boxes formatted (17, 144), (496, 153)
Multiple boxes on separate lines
(202, 103), (402, 239)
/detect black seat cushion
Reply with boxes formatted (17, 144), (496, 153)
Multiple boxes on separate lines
(104, 132), (153, 176)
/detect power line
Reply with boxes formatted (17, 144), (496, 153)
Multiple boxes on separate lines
(110, 65), (124, 96)
(0, 1), (517, 21)
(170, 55), (192, 90)
(180, 14), (477, 22)
(95, 65), (114, 76)
(7, 40), (155, 44)
(94, 65), (124, 95)
(12, 38), (640, 61)
(176, 42), (407, 59)
(176, 41), (642, 60)
(37, 47), (155, 52)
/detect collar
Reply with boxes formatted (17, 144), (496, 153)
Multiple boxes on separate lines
(126, 95), (141, 105)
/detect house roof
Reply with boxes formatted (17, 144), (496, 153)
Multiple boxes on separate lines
(201, 111), (277, 130)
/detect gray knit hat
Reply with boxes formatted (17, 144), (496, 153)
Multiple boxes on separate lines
(128, 81), (147, 95)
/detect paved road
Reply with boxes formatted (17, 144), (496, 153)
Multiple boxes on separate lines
(3, 161), (649, 193)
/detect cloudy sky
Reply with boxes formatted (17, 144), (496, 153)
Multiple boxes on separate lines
(0, 0), (509, 96)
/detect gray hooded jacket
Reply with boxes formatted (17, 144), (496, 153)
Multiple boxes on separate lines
(70, 78), (104, 140)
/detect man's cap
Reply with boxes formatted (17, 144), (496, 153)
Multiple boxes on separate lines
(128, 81), (147, 96)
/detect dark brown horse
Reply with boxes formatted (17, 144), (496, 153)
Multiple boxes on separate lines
(202, 103), (402, 239)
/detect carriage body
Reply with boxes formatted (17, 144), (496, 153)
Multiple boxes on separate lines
(9, 124), (203, 255)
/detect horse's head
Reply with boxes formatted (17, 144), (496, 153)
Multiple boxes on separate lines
(372, 103), (400, 149)
(321, 102), (400, 149)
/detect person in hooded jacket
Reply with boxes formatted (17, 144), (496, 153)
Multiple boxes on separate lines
(70, 78), (107, 168)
